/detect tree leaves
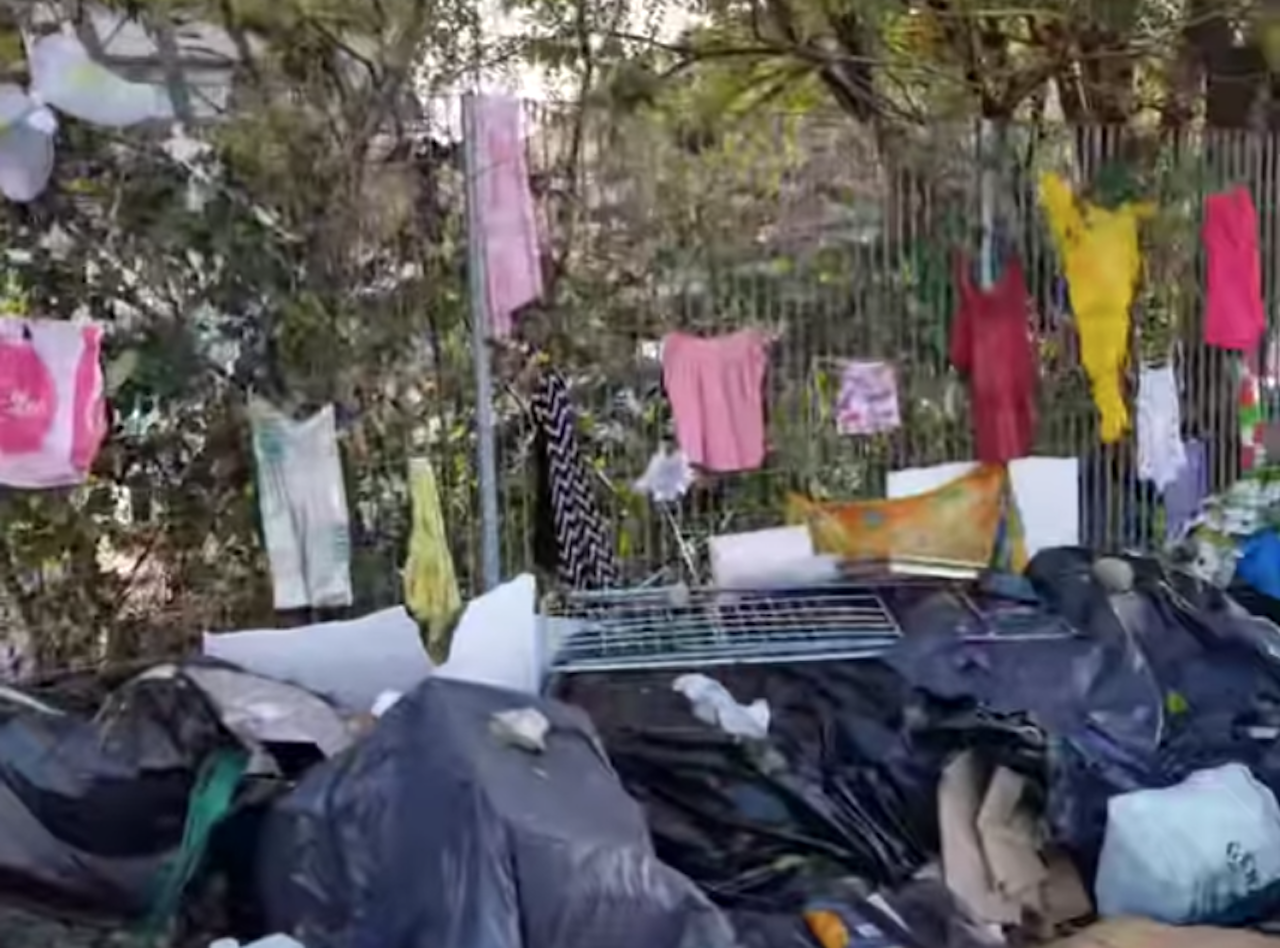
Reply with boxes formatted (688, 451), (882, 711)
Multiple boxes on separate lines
(0, 0), (476, 672)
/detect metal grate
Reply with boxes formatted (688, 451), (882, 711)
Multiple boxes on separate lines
(546, 582), (903, 673)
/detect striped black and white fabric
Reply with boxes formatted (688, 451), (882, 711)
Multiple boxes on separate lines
(531, 368), (619, 589)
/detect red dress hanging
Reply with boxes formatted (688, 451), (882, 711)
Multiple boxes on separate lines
(950, 256), (1037, 463)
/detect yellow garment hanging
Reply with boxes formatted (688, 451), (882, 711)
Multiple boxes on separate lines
(403, 457), (461, 656)
(1038, 172), (1153, 443)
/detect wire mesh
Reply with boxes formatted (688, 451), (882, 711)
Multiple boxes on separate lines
(7, 99), (1272, 677)
(472, 108), (1270, 591)
(546, 582), (902, 672)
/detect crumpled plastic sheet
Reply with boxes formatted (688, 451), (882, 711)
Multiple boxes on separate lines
(555, 662), (1045, 909)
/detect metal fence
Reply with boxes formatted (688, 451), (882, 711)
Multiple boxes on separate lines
(446, 108), (1278, 592)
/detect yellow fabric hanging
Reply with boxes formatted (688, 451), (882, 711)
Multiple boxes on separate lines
(1039, 172), (1153, 443)
(403, 457), (461, 655)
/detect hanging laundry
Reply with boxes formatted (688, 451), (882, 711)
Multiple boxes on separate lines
(402, 456), (461, 658)
(531, 368), (619, 589)
(1163, 439), (1207, 544)
(835, 360), (901, 435)
(662, 330), (769, 473)
(788, 465), (1023, 572)
(0, 319), (105, 488)
(1039, 172), (1151, 443)
(949, 254), (1036, 462)
(1204, 187), (1265, 353)
(1136, 365), (1187, 490)
(249, 400), (352, 611)
(472, 95), (543, 339)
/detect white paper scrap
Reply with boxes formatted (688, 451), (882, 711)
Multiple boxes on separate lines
(709, 525), (816, 588)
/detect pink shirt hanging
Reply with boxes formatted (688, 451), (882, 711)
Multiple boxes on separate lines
(662, 330), (768, 473)
(0, 319), (105, 488)
(1204, 187), (1265, 352)
(473, 95), (543, 338)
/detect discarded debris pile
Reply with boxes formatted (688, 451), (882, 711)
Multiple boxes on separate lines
(0, 661), (355, 944)
(5, 551), (1280, 947)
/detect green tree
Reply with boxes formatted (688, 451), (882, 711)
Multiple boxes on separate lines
(0, 0), (479, 673)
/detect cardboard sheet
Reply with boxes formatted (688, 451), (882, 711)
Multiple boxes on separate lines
(437, 573), (543, 694)
(709, 525), (816, 588)
(1048, 919), (1280, 948)
(203, 607), (433, 712)
(939, 752), (1092, 931)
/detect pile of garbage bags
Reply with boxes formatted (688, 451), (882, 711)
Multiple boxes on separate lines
(6, 548), (1280, 948)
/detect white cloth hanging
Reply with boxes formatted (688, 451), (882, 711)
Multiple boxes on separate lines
(249, 400), (352, 610)
(1137, 365), (1188, 491)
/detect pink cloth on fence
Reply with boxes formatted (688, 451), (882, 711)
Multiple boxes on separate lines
(473, 95), (543, 338)
(836, 360), (901, 435)
(0, 319), (105, 488)
(1204, 187), (1265, 352)
(662, 330), (769, 473)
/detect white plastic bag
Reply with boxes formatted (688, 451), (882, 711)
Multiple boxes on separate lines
(673, 673), (770, 740)
(0, 84), (54, 202)
(29, 33), (173, 127)
(1095, 763), (1280, 923)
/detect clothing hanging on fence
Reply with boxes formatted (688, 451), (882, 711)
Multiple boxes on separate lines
(249, 400), (353, 611)
(403, 456), (461, 657)
(835, 360), (901, 435)
(472, 95), (543, 339)
(662, 329), (769, 473)
(531, 367), (619, 589)
(1204, 187), (1265, 353)
(949, 254), (1036, 463)
(1136, 364), (1187, 491)
(1039, 172), (1151, 443)
(1163, 439), (1207, 544)
(0, 318), (106, 488)
(787, 464), (1026, 572)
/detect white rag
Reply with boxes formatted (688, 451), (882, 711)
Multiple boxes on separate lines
(249, 400), (352, 610)
(1137, 365), (1187, 491)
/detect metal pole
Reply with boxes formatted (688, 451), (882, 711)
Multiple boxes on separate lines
(978, 118), (996, 289)
(462, 93), (502, 591)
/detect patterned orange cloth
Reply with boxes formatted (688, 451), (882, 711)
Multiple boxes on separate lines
(787, 464), (1027, 572)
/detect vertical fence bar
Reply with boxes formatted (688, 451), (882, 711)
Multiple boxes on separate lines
(461, 93), (502, 591)
(978, 118), (997, 288)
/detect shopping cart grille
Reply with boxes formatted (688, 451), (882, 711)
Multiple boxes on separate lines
(546, 583), (903, 673)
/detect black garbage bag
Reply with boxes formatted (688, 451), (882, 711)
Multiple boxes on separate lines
(0, 670), (235, 916)
(555, 662), (1045, 910)
(255, 676), (736, 948)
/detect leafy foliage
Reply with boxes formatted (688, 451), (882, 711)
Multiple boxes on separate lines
(0, 0), (475, 673)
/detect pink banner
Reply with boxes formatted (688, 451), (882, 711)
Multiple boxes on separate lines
(473, 95), (543, 338)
